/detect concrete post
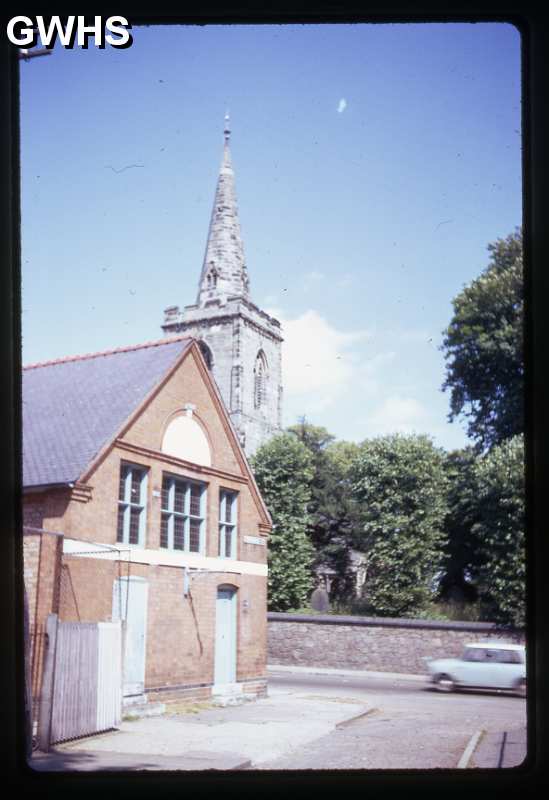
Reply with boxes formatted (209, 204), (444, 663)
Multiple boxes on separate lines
(37, 613), (58, 752)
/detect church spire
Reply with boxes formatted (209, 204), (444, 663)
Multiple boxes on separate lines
(196, 113), (250, 307)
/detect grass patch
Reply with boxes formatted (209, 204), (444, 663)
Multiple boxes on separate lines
(278, 598), (484, 622)
(164, 700), (213, 716)
(282, 605), (333, 616)
(302, 694), (365, 705)
(418, 600), (483, 622)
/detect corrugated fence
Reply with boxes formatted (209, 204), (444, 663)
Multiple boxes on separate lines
(43, 617), (122, 747)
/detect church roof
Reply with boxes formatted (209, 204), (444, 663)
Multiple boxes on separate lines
(196, 114), (250, 306)
(23, 336), (193, 488)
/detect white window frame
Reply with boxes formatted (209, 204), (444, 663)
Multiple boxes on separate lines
(160, 474), (206, 553)
(219, 489), (238, 559)
(117, 463), (148, 547)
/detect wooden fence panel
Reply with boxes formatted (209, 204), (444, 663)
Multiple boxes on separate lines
(50, 620), (121, 745)
(96, 622), (122, 731)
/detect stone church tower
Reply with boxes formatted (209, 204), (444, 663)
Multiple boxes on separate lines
(162, 115), (283, 456)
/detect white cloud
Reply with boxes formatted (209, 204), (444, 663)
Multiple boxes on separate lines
(305, 270), (324, 282)
(367, 395), (430, 436)
(355, 350), (397, 397)
(269, 309), (369, 413)
(337, 98), (347, 114)
(266, 310), (446, 442)
(301, 270), (325, 291)
(337, 273), (353, 288)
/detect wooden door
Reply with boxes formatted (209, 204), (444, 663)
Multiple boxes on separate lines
(112, 577), (148, 696)
(214, 586), (237, 687)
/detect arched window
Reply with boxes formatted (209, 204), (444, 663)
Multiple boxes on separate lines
(254, 351), (268, 410)
(198, 340), (214, 370)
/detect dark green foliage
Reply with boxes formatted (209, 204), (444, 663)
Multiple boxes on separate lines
(288, 420), (362, 600)
(470, 434), (525, 628)
(250, 433), (315, 611)
(441, 228), (523, 450)
(350, 434), (449, 617)
(438, 448), (481, 602)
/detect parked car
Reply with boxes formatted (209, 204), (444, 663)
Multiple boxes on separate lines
(426, 642), (526, 696)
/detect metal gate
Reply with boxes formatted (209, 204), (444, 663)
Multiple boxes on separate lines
(39, 615), (122, 748)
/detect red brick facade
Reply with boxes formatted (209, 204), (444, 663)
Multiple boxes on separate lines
(23, 342), (270, 707)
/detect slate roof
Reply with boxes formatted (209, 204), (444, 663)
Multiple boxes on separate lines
(23, 336), (193, 488)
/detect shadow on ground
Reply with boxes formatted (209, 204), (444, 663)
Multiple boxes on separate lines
(28, 749), (226, 772)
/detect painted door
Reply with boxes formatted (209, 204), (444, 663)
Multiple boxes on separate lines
(112, 577), (148, 696)
(214, 586), (237, 687)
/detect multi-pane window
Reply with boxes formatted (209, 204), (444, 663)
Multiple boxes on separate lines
(219, 490), (237, 559)
(161, 475), (206, 553)
(117, 463), (147, 546)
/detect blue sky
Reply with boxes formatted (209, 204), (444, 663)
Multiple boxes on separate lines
(20, 22), (522, 451)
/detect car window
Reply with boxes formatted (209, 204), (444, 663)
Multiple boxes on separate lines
(485, 648), (519, 663)
(463, 648), (485, 662)
(485, 649), (501, 661)
(496, 649), (522, 664)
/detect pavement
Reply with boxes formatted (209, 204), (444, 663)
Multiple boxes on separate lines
(470, 728), (528, 769)
(27, 664), (527, 773)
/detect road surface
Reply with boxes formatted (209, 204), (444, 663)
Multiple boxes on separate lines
(259, 669), (527, 770)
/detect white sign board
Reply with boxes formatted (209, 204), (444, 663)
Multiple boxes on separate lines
(243, 535), (266, 547)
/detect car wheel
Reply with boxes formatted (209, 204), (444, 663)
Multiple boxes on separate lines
(435, 673), (456, 692)
(515, 678), (526, 698)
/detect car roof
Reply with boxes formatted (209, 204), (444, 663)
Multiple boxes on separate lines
(465, 642), (525, 650)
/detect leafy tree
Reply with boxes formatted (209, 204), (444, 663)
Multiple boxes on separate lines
(470, 434), (525, 628)
(288, 419), (335, 455)
(438, 448), (481, 603)
(441, 228), (523, 450)
(250, 433), (315, 611)
(288, 420), (362, 600)
(350, 434), (449, 617)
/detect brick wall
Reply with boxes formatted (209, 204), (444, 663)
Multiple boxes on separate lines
(23, 528), (63, 631)
(42, 348), (269, 558)
(57, 555), (267, 697)
(22, 345), (269, 705)
(23, 527), (64, 724)
(268, 613), (525, 675)
(23, 532), (41, 629)
(23, 491), (72, 534)
(125, 347), (244, 476)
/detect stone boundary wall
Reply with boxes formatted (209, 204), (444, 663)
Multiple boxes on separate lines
(267, 612), (524, 675)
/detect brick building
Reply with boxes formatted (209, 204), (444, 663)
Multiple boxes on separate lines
(162, 115), (283, 456)
(23, 336), (271, 711)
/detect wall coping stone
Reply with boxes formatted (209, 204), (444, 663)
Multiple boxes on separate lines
(267, 611), (522, 635)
